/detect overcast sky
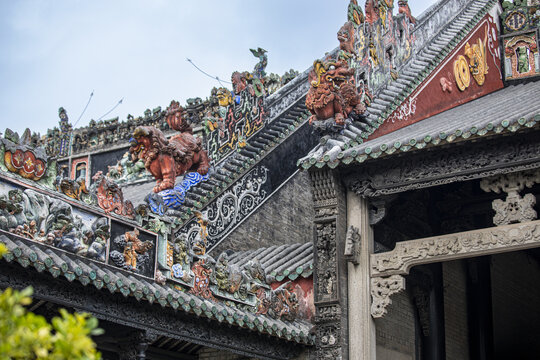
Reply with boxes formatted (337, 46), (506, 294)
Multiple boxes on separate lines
(0, 0), (437, 136)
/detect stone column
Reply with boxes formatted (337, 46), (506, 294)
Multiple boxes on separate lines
(310, 169), (348, 359)
(347, 192), (376, 360)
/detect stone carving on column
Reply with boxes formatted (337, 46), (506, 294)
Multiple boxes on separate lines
(317, 323), (342, 359)
(310, 169), (347, 359)
(480, 169), (539, 226)
(316, 222), (338, 300)
(371, 220), (540, 278)
(344, 225), (360, 264)
(370, 275), (405, 318)
(315, 304), (342, 323)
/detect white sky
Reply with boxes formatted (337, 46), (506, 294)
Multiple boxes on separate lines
(0, 0), (437, 136)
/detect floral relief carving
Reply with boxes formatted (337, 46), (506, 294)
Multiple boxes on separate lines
(370, 275), (405, 318)
(480, 169), (539, 226)
(371, 221), (540, 278)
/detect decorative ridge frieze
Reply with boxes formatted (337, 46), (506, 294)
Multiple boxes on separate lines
(371, 219), (540, 278)
(345, 130), (540, 197)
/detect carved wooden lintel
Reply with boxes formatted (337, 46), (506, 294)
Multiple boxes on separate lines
(370, 275), (406, 318)
(371, 220), (540, 278)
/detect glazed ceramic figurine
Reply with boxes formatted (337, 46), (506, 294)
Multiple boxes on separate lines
(129, 100), (210, 193)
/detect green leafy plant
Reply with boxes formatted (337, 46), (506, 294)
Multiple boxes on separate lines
(0, 242), (103, 359)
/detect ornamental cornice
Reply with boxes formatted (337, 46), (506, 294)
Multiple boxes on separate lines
(345, 130), (540, 197)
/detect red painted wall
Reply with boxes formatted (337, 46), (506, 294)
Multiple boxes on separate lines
(369, 14), (504, 139)
(271, 276), (314, 322)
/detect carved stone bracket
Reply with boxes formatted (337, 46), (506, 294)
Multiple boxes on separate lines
(370, 275), (406, 318)
(480, 169), (540, 226)
(371, 220), (540, 278)
(344, 225), (360, 264)
(369, 195), (397, 225)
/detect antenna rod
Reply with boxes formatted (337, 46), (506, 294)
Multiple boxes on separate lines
(74, 90), (94, 127)
(97, 98), (124, 121)
(186, 58), (232, 86)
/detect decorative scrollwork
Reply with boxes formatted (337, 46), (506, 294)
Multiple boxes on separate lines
(174, 166), (269, 250)
(371, 275), (405, 318)
(480, 169), (540, 226)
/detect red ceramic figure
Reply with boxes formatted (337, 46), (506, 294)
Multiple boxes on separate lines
(130, 100), (210, 193)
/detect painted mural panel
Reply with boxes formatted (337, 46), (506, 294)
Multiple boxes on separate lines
(109, 221), (157, 278)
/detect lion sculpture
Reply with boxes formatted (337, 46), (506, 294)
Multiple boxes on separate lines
(305, 58), (366, 126)
(129, 100), (210, 193)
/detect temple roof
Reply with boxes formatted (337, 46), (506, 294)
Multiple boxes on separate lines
(298, 0), (500, 170)
(0, 232), (314, 345)
(228, 242), (313, 282)
(301, 79), (540, 168)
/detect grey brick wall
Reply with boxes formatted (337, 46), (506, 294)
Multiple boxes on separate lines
(211, 171), (314, 254)
(375, 290), (416, 359)
(491, 251), (540, 358)
(443, 260), (469, 360)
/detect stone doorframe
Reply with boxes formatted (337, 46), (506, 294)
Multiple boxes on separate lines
(370, 219), (540, 317)
(369, 169), (540, 318)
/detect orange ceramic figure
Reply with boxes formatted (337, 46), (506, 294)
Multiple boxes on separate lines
(306, 59), (365, 126)
(130, 101), (210, 193)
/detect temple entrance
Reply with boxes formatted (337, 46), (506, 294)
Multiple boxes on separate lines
(490, 249), (540, 360)
(376, 249), (540, 360)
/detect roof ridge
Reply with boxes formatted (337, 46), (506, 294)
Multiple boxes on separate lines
(298, 0), (498, 170)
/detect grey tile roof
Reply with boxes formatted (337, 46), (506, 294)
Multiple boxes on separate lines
(123, 99), (310, 223)
(228, 243), (313, 282)
(0, 232), (314, 344)
(301, 80), (540, 169)
(298, 0), (499, 169)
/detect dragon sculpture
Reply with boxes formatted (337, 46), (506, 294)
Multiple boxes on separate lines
(129, 100), (210, 193)
(305, 58), (366, 126)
